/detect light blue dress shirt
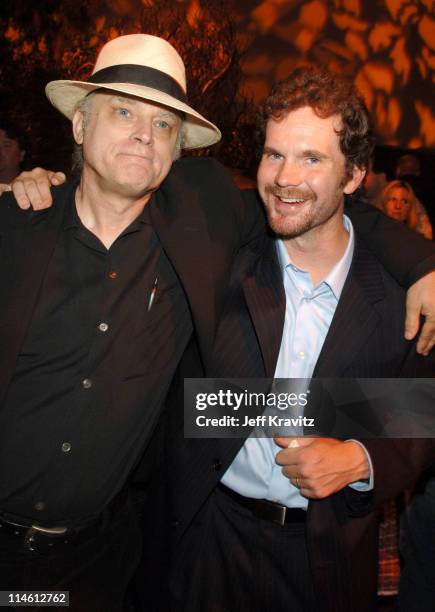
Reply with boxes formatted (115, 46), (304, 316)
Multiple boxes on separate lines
(222, 215), (372, 508)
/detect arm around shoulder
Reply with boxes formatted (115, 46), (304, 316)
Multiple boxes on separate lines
(346, 197), (435, 287)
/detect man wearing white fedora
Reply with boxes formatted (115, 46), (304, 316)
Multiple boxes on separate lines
(1, 33), (435, 611)
(0, 33), (237, 610)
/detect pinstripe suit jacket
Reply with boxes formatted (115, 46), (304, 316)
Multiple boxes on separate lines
(166, 230), (435, 612)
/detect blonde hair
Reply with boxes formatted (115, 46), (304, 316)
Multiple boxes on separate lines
(377, 179), (418, 230)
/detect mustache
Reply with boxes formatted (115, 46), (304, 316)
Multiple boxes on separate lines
(264, 185), (316, 201)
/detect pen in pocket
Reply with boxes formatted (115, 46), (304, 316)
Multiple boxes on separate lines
(147, 276), (158, 311)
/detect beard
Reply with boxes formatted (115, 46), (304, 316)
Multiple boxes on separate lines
(263, 184), (343, 239)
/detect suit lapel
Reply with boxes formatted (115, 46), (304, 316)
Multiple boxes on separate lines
(313, 240), (386, 377)
(242, 237), (285, 376)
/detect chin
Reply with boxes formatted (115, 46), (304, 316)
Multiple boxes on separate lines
(267, 209), (310, 239)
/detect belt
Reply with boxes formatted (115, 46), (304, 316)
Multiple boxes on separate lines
(0, 512), (101, 554)
(0, 487), (129, 554)
(218, 484), (306, 526)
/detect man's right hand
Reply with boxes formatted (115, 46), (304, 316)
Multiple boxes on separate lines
(0, 168), (66, 210)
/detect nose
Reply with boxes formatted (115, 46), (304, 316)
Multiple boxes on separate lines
(275, 160), (302, 187)
(131, 117), (153, 146)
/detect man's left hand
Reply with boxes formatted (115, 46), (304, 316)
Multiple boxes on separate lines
(274, 437), (370, 499)
(405, 271), (435, 356)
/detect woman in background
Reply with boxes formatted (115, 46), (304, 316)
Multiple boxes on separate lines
(377, 179), (433, 240)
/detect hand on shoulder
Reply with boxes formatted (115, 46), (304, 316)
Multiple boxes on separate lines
(5, 168), (66, 210)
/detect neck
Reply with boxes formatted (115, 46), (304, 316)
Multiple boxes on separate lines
(75, 174), (152, 249)
(283, 214), (349, 286)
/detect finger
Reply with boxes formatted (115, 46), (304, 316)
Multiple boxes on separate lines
(283, 469), (334, 499)
(49, 171), (66, 186)
(421, 339), (435, 357)
(274, 436), (311, 449)
(416, 317), (435, 355)
(404, 297), (420, 341)
(275, 448), (300, 467)
(21, 180), (46, 210)
(0, 183), (12, 195)
(11, 181), (31, 209)
(34, 178), (54, 208)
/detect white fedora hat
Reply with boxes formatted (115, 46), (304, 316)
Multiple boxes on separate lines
(45, 34), (221, 150)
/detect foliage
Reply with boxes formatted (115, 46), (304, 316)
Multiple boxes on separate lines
(0, 0), (258, 174)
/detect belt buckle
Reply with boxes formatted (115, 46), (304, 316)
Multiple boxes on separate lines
(272, 504), (287, 526)
(24, 525), (68, 553)
(254, 499), (287, 526)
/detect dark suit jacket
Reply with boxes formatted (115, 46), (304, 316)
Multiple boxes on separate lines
(165, 230), (435, 612)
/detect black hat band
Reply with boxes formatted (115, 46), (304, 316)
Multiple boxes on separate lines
(87, 64), (188, 104)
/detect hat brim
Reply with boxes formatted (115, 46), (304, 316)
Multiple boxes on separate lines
(45, 80), (221, 150)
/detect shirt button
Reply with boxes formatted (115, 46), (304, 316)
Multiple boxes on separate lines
(298, 351), (305, 359)
(82, 378), (92, 389)
(34, 501), (45, 511)
(98, 322), (109, 332)
(211, 459), (222, 471)
(108, 271), (118, 279)
(61, 442), (71, 453)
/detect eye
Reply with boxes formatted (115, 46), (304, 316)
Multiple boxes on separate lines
(306, 156), (319, 165)
(264, 150), (282, 160)
(116, 107), (131, 118)
(154, 119), (170, 130)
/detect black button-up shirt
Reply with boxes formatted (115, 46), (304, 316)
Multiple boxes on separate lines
(0, 193), (192, 524)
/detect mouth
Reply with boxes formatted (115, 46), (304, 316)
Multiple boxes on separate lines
(277, 197), (307, 204)
(119, 153), (152, 161)
(272, 194), (311, 210)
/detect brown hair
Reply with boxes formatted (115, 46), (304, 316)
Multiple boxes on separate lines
(260, 65), (375, 180)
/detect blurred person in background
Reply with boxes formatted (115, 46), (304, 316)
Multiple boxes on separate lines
(0, 117), (26, 184)
(396, 154), (431, 210)
(377, 179), (432, 240)
(361, 158), (387, 206)
(396, 153), (434, 230)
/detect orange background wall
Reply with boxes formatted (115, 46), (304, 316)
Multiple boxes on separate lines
(232, 0), (435, 148)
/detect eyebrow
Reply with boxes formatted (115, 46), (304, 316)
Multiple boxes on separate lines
(111, 95), (135, 105)
(263, 146), (329, 159)
(263, 146), (281, 156)
(301, 149), (328, 159)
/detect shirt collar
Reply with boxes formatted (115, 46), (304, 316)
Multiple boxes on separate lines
(275, 214), (355, 300)
(62, 190), (154, 231)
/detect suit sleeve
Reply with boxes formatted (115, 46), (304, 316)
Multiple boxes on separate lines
(238, 189), (266, 246)
(0, 191), (32, 231)
(342, 350), (435, 516)
(346, 197), (435, 287)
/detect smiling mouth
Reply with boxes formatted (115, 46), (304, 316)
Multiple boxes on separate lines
(277, 197), (306, 203)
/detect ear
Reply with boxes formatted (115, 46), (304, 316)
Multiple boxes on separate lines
(72, 110), (85, 145)
(19, 150), (25, 162)
(343, 166), (366, 195)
